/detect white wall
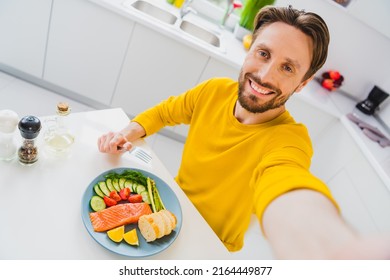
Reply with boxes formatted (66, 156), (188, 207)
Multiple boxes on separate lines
(347, 0), (390, 39)
(275, 0), (390, 124)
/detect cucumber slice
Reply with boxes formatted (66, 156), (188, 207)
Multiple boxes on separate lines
(124, 180), (133, 191)
(105, 178), (116, 192)
(140, 190), (151, 204)
(93, 184), (105, 198)
(112, 178), (121, 192)
(119, 178), (126, 189)
(127, 181), (136, 193)
(131, 182), (138, 193)
(90, 196), (106, 212)
(136, 184), (146, 194)
(98, 181), (110, 196)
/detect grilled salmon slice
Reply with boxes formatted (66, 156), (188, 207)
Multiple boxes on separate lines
(90, 202), (152, 232)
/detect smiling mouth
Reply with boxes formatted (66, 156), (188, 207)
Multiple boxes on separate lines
(249, 79), (274, 96)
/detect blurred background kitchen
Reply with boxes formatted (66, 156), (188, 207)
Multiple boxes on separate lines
(1, 0), (389, 259)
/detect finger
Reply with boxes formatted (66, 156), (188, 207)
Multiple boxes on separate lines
(115, 133), (131, 152)
(108, 133), (126, 153)
(97, 134), (108, 152)
(97, 136), (102, 152)
(122, 142), (133, 151)
(102, 132), (115, 153)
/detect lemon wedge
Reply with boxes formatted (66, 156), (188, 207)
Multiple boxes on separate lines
(107, 225), (124, 243)
(123, 228), (139, 246)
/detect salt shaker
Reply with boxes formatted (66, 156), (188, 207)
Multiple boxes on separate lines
(0, 110), (19, 161)
(18, 116), (41, 165)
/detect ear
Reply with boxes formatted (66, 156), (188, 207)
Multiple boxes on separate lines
(295, 75), (314, 93)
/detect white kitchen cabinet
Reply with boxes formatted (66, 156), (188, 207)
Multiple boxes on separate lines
(197, 57), (240, 82)
(286, 97), (338, 143)
(0, 0), (52, 78)
(111, 23), (209, 118)
(327, 168), (378, 234)
(44, 0), (134, 105)
(345, 151), (390, 232)
(172, 57), (241, 138)
(310, 119), (390, 234)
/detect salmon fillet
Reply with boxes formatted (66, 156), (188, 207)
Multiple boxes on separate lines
(90, 203), (152, 232)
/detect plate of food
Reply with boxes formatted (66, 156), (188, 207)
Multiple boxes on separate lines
(81, 167), (182, 258)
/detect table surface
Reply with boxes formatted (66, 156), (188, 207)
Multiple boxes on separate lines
(0, 108), (231, 260)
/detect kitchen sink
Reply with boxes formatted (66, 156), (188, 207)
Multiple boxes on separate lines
(124, 0), (221, 49)
(179, 20), (220, 48)
(130, 0), (177, 25)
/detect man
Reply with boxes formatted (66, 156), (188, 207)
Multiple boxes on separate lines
(98, 6), (390, 259)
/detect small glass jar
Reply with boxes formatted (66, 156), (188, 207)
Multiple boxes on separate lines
(44, 102), (75, 157)
(18, 116), (41, 165)
(0, 110), (19, 161)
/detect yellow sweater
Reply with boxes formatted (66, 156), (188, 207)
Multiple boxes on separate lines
(133, 78), (337, 251)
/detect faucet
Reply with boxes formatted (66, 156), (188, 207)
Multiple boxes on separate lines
(221, 0), (242, 27)
(179, 0), (197, 19)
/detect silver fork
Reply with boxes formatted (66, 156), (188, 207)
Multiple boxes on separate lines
(128, 146), (152, 164)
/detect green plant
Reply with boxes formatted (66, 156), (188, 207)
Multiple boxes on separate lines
(239, 0), (275, 31)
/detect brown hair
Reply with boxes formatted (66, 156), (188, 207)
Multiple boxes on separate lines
(253, 6), (330, 81)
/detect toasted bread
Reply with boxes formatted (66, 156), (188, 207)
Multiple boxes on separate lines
(138, 210), (177, 242)
(138, 215), (159, 242)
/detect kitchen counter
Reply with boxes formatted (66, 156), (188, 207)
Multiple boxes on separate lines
(0, 108), (231, 259)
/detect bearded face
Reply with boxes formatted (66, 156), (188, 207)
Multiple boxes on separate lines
(236, 22), (314, 116)
(237, 71), (297, 114)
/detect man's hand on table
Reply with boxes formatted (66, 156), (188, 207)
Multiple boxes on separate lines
(97, 121), (146, 154)
(97, 131), (132, 154)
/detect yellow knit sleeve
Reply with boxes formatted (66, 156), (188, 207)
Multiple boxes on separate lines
(251, 129), (340, 233)
(253, 164), (339, 230)
(132, 79), (212, 136)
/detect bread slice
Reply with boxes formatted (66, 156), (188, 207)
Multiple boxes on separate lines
(161, 209), (177, 229)
(138, 210), (177, 242)
(159, 211), (173, 235)
(138, 215), (159, 242)
(151, 212), (165, 238)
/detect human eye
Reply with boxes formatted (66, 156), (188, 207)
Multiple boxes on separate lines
(282, 64), (294, 73)
(258, 50), (269, 59)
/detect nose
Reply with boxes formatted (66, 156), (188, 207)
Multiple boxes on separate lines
(256, 62), (277, 86)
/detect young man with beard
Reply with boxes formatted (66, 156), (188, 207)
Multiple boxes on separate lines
(97, 6), (390, 259)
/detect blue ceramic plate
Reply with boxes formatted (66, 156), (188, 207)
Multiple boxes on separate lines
(81, 167), (182, 258)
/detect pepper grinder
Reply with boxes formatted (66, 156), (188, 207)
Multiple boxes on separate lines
(0, 110), (19, 161)
(18, 116), (41, 165)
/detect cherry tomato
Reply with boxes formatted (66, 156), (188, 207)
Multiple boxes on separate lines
(104, 196), (117, 207)
(119, 187), (131, 200)
(109, 191), (122, 202)
(128, 194), (143, 203)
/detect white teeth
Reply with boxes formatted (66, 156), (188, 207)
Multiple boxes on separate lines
(251, 81), (272, 95)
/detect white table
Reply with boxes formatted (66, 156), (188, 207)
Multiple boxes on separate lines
(0, 108), (231, 260)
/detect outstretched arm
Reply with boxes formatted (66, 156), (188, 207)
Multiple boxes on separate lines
(262, 189), (390, 259)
